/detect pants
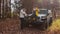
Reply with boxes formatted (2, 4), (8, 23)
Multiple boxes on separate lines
(20, 18), (25, 29)
(20, 18), (24, 23)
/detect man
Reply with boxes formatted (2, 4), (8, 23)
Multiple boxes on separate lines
(20, 8), (27, 29)
(35, 7), (39, 16)
(32, 7), (39, 17)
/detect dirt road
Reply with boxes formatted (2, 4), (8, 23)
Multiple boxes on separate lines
(0, 18), (60, 34)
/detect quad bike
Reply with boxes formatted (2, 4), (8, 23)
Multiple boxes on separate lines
(21, 9), (53, 30)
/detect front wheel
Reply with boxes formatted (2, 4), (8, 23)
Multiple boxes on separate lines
(49, 17), (53, 26)
(45, 23), (49, 29)
(43, 20), (48, 30)
(45, 17), (53, 29)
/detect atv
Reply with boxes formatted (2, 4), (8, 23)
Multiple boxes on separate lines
(21, 9), (53, 30)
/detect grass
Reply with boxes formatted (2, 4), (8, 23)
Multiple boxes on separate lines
(48, 19), (60, 31)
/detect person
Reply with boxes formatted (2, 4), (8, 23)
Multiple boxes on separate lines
(20, 8), (27, 29)
(32, 7), (39, 17)
(35, 7), (39, 16)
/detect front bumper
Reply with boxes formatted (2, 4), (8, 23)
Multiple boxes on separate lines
(27, 19), (46, 25)
(24, 16), (47, 25)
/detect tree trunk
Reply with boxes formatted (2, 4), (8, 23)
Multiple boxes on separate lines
(22, 0), (33, 14)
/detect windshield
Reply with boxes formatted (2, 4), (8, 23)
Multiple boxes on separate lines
(39, 10), (48, 14)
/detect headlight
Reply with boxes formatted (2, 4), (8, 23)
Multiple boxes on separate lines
(41, 16), (47, 19)
(33, 18), (35, 20)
